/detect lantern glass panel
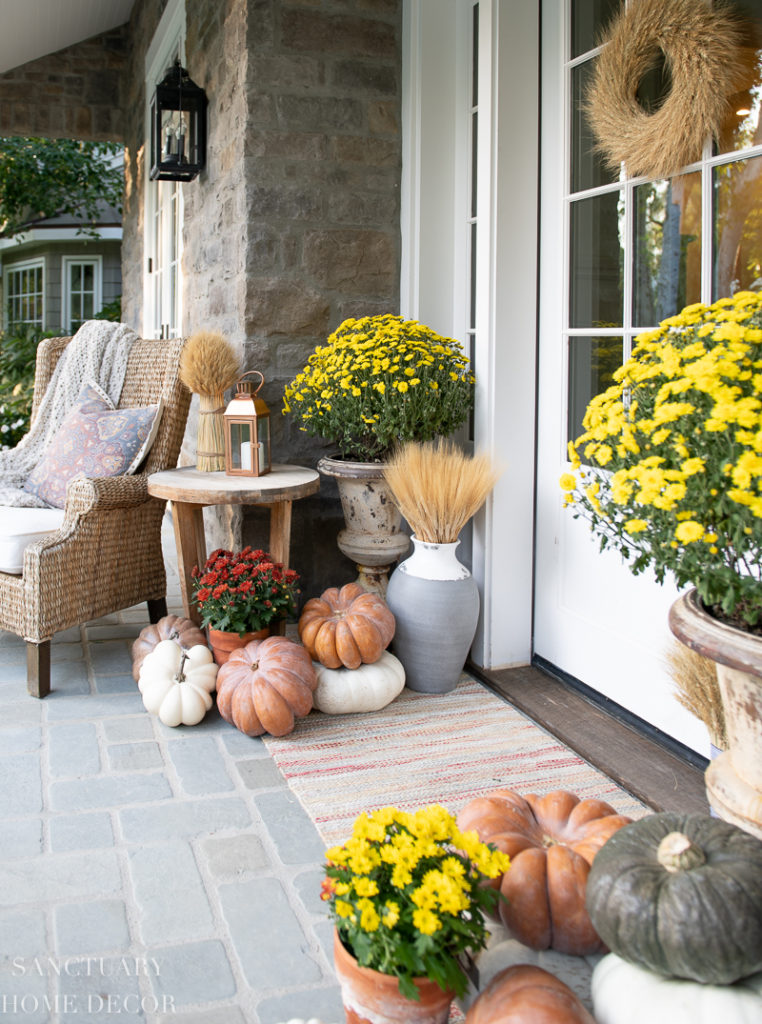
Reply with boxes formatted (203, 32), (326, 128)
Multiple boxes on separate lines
(258, 415), (271, 472)
(229, 421), (251, 472)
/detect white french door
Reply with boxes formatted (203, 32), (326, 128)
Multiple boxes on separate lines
(534, 0), (762, 756)
(144, 0), (185, 339)
(534, 0), (681, 751)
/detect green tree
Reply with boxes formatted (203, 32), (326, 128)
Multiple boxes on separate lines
(0, 137), (123, 239)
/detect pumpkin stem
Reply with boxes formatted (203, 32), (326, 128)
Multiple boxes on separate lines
(656, 831), (706, 873)
(175, 650), (189, 683)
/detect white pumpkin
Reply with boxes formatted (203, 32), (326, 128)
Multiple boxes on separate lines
(592, 954), (762, 1024)
(312, 650), (405, 713)
(138, 639), (218, 727)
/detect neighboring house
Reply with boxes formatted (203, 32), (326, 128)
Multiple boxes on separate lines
(0, 201), (122, 333)
(1, 0), (758, 762)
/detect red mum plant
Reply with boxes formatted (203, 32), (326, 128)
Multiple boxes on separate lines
(190, 547), (300, 636)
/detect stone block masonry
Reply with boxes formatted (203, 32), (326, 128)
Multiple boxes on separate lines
(0, 27), (129, 141)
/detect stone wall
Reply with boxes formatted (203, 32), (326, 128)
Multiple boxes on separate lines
(0, 27), (128, 140)
(235, 0), (403, 594)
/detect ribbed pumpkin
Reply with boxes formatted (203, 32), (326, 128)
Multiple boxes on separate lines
(457, 789), (632, 955)
(131, 614), (207, 681)
(586, 812), (762, 985)
(298, 582), (395, 669)
(465, 964), (596, 1024)
(216, 636), (317, 737)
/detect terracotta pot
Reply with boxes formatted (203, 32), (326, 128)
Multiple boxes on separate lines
(669, 589), (762, 839)
(207, 627), (269, 666)
(317, 456), (410, 596)
(333, 929), (453, 1024)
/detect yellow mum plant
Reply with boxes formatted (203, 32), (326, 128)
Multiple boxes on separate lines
(282, 314), (474, 461)
(561, 291), (762, 631)
(321, 804), (510, 999)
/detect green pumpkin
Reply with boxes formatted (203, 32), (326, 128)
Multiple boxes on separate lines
(585, 812), (762, 985)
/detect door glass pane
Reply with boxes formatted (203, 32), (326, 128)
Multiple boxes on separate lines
(713, 155), (762, 298)
(569, 190), (623, 328)
(472, 2), (479, 105)
(633, 174), (701, 327)
(567, 335), (623, 446)
(571, 60), (618, 192)
(715, 1), (762, 155)
(471, 111), (478, 217)
(570, 0), (621, 59)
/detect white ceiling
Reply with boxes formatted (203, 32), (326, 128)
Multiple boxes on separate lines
(0, 0), (135, 74)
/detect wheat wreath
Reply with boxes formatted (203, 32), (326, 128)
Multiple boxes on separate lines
(586, 0), (746, 181)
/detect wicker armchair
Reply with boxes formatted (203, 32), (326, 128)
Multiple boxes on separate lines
(0, 335), (191, 697)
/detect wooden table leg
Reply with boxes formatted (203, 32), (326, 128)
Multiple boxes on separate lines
(267, 500), (293, 567)
(170, 500), (207, 625)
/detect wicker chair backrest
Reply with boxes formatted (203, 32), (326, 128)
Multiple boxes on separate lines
(31, 335), (190, 476)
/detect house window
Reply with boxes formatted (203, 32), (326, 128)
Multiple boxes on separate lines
(566, 0), (762, 447)
(3, 259), (44, 329)
(62, 257), (103, 332)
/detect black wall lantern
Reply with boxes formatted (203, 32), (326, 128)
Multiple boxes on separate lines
(150, 60), (207, 182)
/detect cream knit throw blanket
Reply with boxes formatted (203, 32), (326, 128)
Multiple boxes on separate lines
(0, 320), (138, 508)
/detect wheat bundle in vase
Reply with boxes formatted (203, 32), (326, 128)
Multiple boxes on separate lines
(384, 439), (501, 543)
(180, 331), (240, 472)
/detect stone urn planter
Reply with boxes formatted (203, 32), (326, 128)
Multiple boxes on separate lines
(669, 589), (762, 839)
(317, 456), (410, 595)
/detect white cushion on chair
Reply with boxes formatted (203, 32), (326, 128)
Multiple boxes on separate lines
(0, 507), (66, 574)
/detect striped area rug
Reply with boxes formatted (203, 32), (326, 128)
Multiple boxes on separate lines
(264, 674), (646, 846)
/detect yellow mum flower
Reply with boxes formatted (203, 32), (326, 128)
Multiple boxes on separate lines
(675, 521), (705, 543)
(412, 907), (441, 935)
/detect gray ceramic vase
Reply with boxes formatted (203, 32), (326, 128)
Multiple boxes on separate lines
(385, 536), (479, 694)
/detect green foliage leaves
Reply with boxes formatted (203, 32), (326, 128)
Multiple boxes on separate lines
(0, 325), (53, 449)
(0, 137), (123, 239)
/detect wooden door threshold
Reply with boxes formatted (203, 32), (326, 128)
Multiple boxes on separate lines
(469, 662), (709, 814)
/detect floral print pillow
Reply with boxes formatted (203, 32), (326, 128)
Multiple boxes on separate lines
(24, 381), (162, 508)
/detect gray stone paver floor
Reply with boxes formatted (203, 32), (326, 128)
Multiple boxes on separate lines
(0, 516), (603, 1023)
(0, 517), (345, 1024)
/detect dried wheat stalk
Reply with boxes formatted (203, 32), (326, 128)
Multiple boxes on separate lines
(179, 331), (240, 397)
(384, 440), (502, 544)
(666, 641), (727, 749)
(180, 331), (241, 473)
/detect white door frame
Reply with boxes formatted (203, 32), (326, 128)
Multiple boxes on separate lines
(401, 0), (540, 669)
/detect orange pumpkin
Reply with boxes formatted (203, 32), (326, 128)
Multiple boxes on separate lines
(457, 789), (632, 955)
(298, 582), (395, 669)
(131, 614), (208, 681)
(215, 635), (317, 737)
(465, 965), (596, 1024)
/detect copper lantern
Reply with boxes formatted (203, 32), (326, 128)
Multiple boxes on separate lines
(223, 371), (271, 476)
